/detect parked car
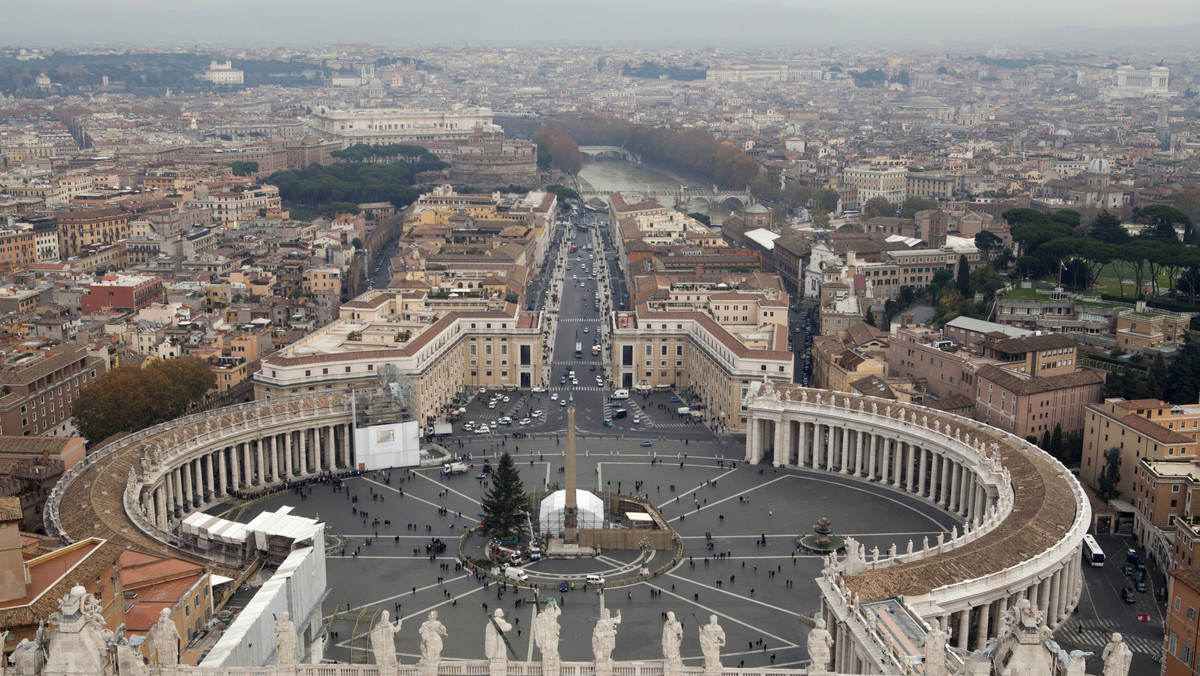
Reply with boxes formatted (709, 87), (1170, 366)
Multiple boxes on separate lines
(1136, 579), (1147, 593)
(640, 440), (653, 447)
(1121, 587), (1136, 603)
(669, 396), (681, 402)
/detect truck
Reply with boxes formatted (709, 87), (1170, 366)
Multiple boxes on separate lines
(442, 461), (469, 475)
(611, 389), (630, 400)
(505, 567), (529, 582)
(430, 423), (453, 438)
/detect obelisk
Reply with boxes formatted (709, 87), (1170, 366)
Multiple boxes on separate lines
(563, 388), (578, 543)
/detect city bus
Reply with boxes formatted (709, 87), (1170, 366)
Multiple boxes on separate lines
(1082, 534), (1105, 567)
(575, 342), (583, 358)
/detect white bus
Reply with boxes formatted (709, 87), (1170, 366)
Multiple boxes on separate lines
(1082, 534), (1105, 567)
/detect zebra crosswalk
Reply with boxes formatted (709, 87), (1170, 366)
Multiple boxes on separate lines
(1057, 622), (1162, 655)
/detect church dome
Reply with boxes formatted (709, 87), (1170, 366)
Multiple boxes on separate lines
(1086, 157), (1111, 174)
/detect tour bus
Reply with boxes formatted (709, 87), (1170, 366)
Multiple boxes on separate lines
(1082, 534), (1105, 567)
(575, 342), (583, 358)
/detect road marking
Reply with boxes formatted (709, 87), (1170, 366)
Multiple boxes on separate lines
(404, 472), (482, 507)
(649, 579), (798, 648)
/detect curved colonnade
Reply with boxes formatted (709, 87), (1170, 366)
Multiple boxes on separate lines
(743, 384), (1088, 668)
(46, 392), (356, 565)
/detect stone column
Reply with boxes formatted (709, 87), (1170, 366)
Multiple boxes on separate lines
(956, 610), (969, 650)
(745, 418), (759, 463)
(283, 431), (293, 479)
(256, 440), (265, 485)
(855, 430), (865, 477)
(182, 462), (193, 507)
(306, 427), (315, 474)
(798, 421), (809, 466)
(888, 439), (897, 487)
(145, 488), (156, 527)
(772, 419), (783, 468)
(941, 455), (953, 507)
(949, 462), (960, 512)
(204, 454), (215, 501)
(230, 444), (241, 491)
(240, 442), (251, 487)
(327, 425), (335, 473)
(839, 427), (849, 473)
(217, 447), (227, 496)
(155, 486), (167, 529)
(916, 449), (926, 497)
(868, 434), (878, 480)
(975, 602), (991, 649)
(343, 423), (352, 470)
(1038, 576), (1053, 618)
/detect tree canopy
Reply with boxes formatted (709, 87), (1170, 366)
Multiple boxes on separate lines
(531, 130), (582, 175)
(71, 358), (214, 444)
(266, 158), (444, 209)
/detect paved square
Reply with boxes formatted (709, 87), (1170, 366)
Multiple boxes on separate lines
(235, 439), (958, 668)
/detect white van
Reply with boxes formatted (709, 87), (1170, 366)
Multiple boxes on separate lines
(611, 389), (630, 400)
(676, 407), (691, 416)
(505, 567), (529, 583)
(585, 574), (605, 585)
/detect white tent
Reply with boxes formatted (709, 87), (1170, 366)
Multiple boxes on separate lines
(539, 489), (604, 535)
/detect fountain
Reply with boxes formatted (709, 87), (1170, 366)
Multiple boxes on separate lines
(798, 517), (846, 554)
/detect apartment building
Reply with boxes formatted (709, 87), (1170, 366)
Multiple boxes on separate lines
(0, 344), (107, 438)
(842, 165), (908, 204)
(973, 364), (1104, 437)
(1082, 398), (1200, 505)
(254, 290), (544, 427)
(610, 304), (792, 431)
(57, 207), (130, 258)
(1166, 568), (1200, 676)
(80, 273), (165, 314)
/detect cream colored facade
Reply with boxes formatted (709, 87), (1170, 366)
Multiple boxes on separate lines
(308, 106), (495, 145)
(610, 305), (792, 430)
(843, 165), (908, 204)
(254, 290), (544, 425)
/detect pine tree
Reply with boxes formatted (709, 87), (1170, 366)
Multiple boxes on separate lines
(1040, 429), (1051, 451)
(1049, 424), (1063, 460)
(1089, 211), (1129, 245)
(956, 255), (971, 296)
(479, 452), (527, 541)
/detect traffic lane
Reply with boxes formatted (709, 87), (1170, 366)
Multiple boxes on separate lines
(1063, 534), (1165, 660)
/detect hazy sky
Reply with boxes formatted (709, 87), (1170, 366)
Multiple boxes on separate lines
(3, 0), (1200, 49)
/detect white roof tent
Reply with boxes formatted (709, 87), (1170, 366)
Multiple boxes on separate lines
(539, 489), (604, 536)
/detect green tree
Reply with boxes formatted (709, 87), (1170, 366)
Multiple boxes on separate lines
(1049, 424), (1063, 460)
(687, 212), (711, 226)
(1098, 446), (1122, 501)
(1136, 205), (1191, 244)
(862, 197), (892, 220)
(229, 160), (259, 177)
(71, 358), (214, 444)
(1148, 355), (1169, 400)
(974, 231), (1003, 263)
(1088, 211), (1128, 245)
(901, 195), (937, 216)
(546, 185), (581, 202)
(1040, 429), (1051, 451)
(479, 452), (526, 541)
(956, 255), (971, 296)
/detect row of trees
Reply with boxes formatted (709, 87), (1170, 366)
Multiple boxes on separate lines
(531, 130), (582, 175)
(71, 358), (214, 444)
(621, 61), (706, 81)
(329, 143), (438, 163)
(502, 116), (768, 194)
(1007, 206), (1199, 301)
(266, 157), (446, 209)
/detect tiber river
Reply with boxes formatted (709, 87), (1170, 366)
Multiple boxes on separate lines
(576, 159), (732, 225)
